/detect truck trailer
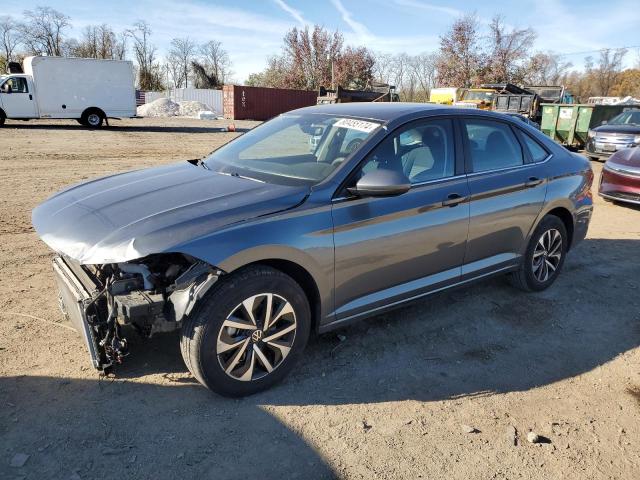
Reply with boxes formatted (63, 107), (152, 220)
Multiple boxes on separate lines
(0, 56), (136, 127)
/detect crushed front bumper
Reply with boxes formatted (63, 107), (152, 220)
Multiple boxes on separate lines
(52, 256), (105, 369)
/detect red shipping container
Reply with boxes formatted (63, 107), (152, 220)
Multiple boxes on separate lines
(223, 85), (317, 121)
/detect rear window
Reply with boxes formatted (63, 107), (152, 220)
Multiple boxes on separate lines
(520, 133), (549, 162)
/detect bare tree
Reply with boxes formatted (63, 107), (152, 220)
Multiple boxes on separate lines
(372, 52), (396, 85)
(0, 16), (21, 68)
(486, 15), (536, 83)
(20, 6), (70, 56)
(409, 52), (438, 101)
(200, 40), (232, 85)
(435, 14), (483, 87)
(372, 52), (436, 101)
(127, 21), (163, 90)
(168, 37), (197, 88)
(590, 48), (627, 96)
(524, 52), (572, 85)
(72, 24), (126, 60)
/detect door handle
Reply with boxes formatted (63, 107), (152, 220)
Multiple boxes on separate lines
(29, 94), (33, 100)
(525, 176), (543, 188)
(442, 193), (467, 207)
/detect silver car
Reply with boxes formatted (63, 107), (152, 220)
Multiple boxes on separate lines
(33, 103), (594, 396)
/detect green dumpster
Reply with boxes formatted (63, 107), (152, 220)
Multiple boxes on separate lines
(540, 103), (634, 149)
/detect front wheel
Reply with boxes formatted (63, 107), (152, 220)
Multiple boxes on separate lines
(509, 215), (568, 292)
(180, 266), (311, 397)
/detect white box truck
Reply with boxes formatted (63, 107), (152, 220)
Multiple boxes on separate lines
(0, 56), (136, 127)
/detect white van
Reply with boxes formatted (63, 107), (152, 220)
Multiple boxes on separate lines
(0, 56), (136, 127)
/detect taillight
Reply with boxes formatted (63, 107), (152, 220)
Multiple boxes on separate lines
(586, 168), (594, 188)
(582, 168), (594, 200)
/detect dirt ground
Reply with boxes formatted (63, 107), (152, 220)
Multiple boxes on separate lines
(1, 117), (638, 480)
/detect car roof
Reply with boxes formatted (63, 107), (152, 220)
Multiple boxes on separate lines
(288, 102), (511, 123)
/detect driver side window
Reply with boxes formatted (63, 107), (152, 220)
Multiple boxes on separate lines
(354, 118), (455, 185)
(4, 77), (28, 93)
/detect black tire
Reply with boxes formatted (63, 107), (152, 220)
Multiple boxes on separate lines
(76, 118), (86, 125)
(180, 265), (311, 397)
(509, 215), (568, 292)
(81, 109), (104, 128)
(0, 110), (5, 126)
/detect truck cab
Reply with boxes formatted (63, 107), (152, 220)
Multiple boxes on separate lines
(454, 88), (496, 109)
(0, 74), (38, 119)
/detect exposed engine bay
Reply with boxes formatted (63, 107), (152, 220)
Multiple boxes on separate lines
(54, 253), (221, 370)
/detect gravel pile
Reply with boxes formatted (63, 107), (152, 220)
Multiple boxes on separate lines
(136, 98), (179, 117)
(178, 101), (214, 117)
(137, 98), (219, 118)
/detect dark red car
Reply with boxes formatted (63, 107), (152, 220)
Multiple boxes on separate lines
(598, 147), (640, 205)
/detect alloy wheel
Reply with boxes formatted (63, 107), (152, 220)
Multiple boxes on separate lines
(216, 293), (297, 381)
(532, 228), (562, 282)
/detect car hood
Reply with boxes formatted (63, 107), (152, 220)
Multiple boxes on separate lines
(32, 161), (309, 264)
(606, 147), (640, 168)
(594, 124), (640, 134)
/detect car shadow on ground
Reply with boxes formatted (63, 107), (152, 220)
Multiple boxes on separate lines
(3, 238), (639, 478)
(1, 123), (252, 134)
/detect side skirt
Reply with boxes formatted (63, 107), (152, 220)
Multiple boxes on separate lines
(318, 263), (519, 334)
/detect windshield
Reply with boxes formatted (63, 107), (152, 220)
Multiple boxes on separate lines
(463, 90), (495, 102)
(608, 110), (640, 126)
(204, 113), (381, 185)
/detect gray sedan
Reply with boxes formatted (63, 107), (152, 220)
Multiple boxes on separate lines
(32, 103), (594, 396)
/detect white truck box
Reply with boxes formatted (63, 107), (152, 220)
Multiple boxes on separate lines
(0, 56), (135, 126)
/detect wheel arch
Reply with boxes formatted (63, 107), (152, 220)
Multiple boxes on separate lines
(81, 106), (106, 120)
(545, 206), (574, 250)
(246, 259), (322, 334)
(210, 245), (331, 334)
(525, 198), (576, 253)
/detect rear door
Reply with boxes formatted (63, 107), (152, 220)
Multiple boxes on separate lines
(331, 117), (470, 320)
(0, 76), (37, 118)
(461, 117), (548, 278)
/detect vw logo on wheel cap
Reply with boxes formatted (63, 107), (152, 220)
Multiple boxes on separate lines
(251, 330), (263, 342)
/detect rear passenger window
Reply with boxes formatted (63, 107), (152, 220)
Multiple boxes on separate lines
(521, 133), (549, 162)
(463, 120), (523, 172)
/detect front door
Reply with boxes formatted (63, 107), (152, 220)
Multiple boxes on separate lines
(461, 117), (548, 277)
(331, 117), (470, 321)
(0, 76), (37, 118)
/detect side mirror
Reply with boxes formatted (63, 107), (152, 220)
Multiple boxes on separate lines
(348, 169), (411, 197)
(1, 83), (11, 94)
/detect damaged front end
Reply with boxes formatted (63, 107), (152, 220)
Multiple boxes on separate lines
(53, 254), (221, 370)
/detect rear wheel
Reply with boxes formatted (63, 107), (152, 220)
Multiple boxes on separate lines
(0, 110), (5, 126)
(180, 266), (311, 397)
(81, 109), (104, 128)
(509, 215), (568, 292)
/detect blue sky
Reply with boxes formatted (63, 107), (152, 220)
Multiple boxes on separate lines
(5, 0), (640, 81)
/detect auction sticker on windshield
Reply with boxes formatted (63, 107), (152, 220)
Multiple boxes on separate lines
(334, 118), (380, 133)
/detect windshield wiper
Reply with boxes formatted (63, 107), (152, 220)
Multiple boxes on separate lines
(218, 171), (265, 183)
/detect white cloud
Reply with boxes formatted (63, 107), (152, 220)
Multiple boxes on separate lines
(393, 0), (463, 18)
(273, 0), (307, 26)
(529, 0), (640, 68)
(330, 0), (374, 41)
